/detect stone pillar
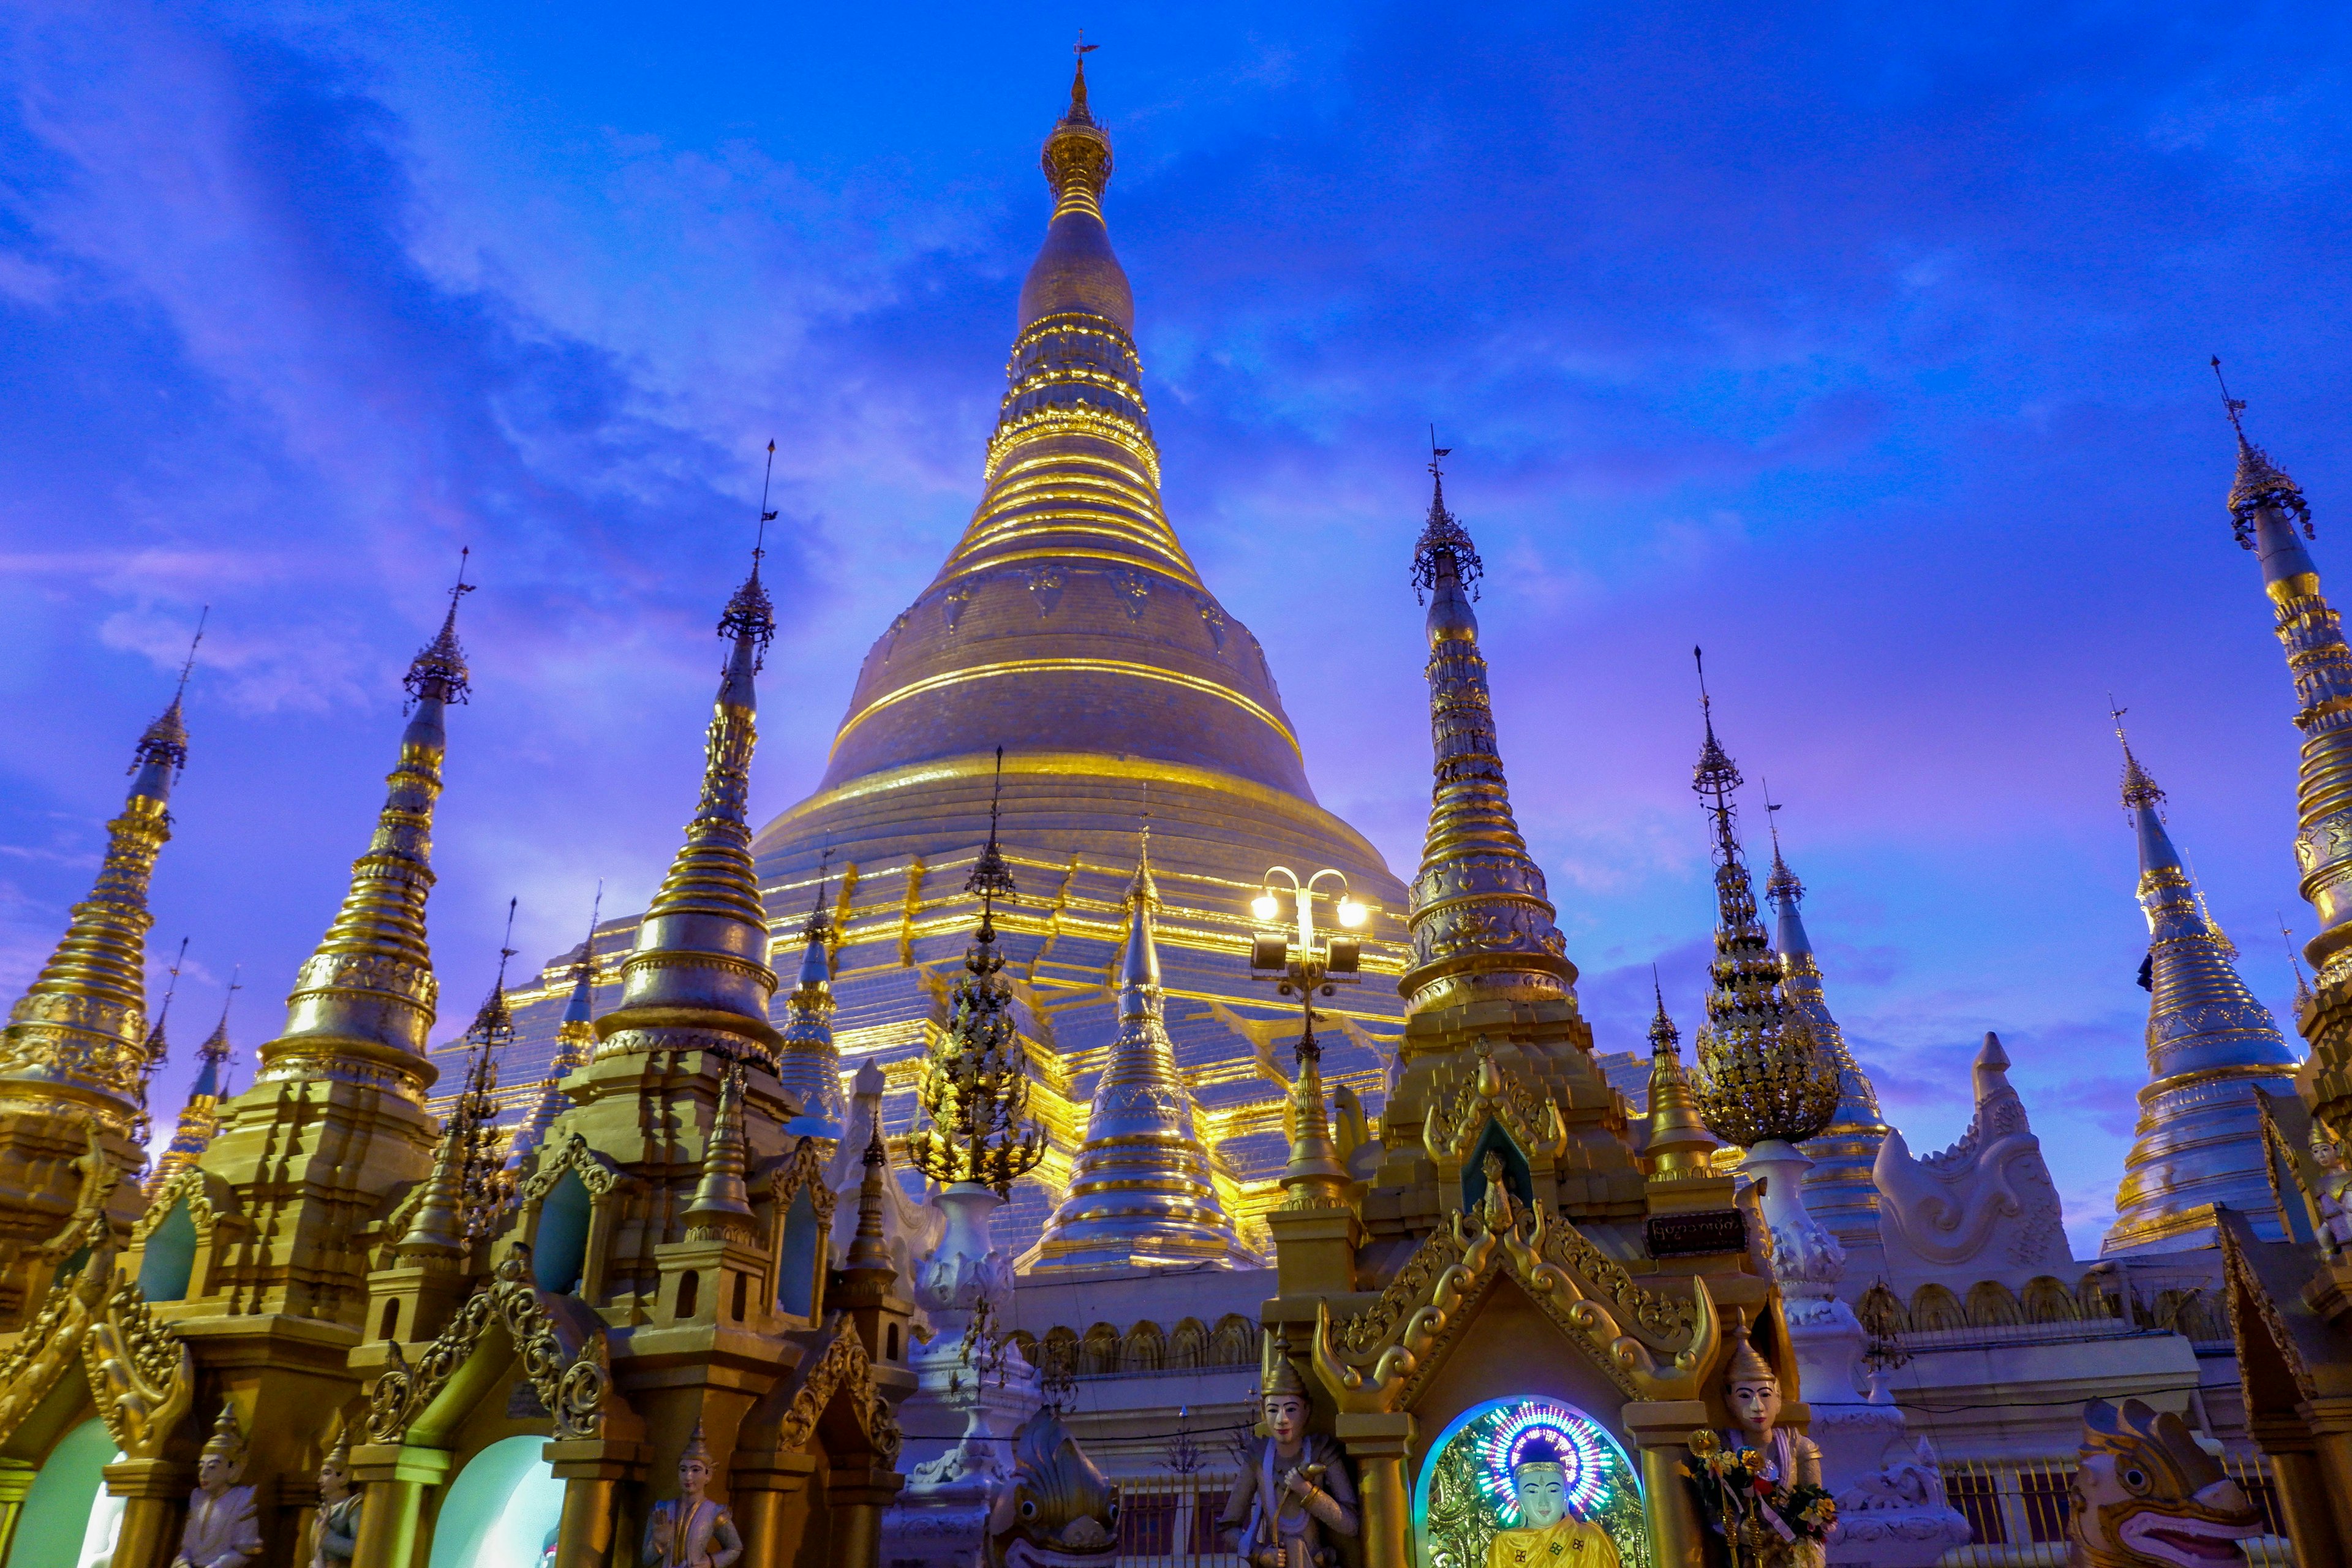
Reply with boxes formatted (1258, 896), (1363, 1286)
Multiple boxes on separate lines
(1622, 1401), (1709, 1568)
(349, 1442), (452, 1568)
(826, 1460), (905, 1568)
(731, 1450), (820, 1568)
(545, 1436), (647, 1568)
(0, 1457), (34, 1565)
(2255, 1433), (2340, 1568)
(100, 1457), (195, 1568)
(1334, 1411), (1414, 1568)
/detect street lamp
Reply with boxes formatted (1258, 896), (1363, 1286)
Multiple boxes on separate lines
(1249, 866), (1366, 1208)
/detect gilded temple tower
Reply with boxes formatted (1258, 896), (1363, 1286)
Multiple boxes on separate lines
(2103, 717), (2300, 1253)
(0, 658), (193, 1320)
(775, 871), (845, 1137)
(142, 987), (236, 1199)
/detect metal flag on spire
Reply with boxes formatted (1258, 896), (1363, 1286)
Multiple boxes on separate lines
(405, 548), (475, 712)
(1411, 429), (1480, 604)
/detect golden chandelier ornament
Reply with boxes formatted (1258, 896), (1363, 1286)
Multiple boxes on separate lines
(904, 750), (1047, 1194)
(1683, 651), (1839, 1149)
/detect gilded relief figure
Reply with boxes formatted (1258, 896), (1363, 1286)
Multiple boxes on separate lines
(1221, 1330), (1359, 1568)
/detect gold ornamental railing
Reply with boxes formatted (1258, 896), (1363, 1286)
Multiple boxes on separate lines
(1934, 1452), (2293, 1566)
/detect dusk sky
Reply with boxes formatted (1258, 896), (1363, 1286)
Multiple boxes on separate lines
(6, 1), (2350, 1254)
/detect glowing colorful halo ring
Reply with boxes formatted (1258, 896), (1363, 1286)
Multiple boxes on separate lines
(1472, 1401), (1611, 1523)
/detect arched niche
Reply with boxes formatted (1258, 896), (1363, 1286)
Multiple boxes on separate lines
(532, 1171), (592, 1295)
(12, 1417), (123, 1568)
(777, 1187), (821, 1319)
(1412, 1396), (1645, 1568)
(424, 1433), (564, 1568)
(1461, 1123), (1532, 1217)
(136, 1201), (197, 1303)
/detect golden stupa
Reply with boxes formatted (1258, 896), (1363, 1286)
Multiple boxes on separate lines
(447, 56), (1411, 1251)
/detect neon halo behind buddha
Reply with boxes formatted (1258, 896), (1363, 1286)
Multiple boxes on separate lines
(1485, 1439), (1621, 1568)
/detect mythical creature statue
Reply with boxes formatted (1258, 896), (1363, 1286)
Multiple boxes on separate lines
(2064, 1399), (2263, 1567)
(984, 1407), (1120, 1568)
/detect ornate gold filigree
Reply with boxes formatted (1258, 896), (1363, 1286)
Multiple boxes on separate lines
(1518, 1200), (1695, 1346)
(365, 1245), (611, 1443)
(775, 1316), (900, 1463)
(1421, 1039), (1567, 1164)
(518, 1131), (626, 1203)
(769, 1133), (840, 1225)
(83, 1278), (194, 1458)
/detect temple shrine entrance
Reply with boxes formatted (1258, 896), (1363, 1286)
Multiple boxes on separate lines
(424, 1434), (564, 1568)
(1412, 1398), (1646, 1568)
(11, 1417), (121, 1568)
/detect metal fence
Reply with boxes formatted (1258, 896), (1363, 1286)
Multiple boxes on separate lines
(1110, 1474), (1246, 1568)
(1934, 1452), (2294, 1566)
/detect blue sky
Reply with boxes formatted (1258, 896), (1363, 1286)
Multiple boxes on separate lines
(4, 1), (2350, 1253)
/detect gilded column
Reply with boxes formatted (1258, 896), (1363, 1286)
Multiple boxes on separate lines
(2102, 720), (2301, 1253)
(1766, 835), (1890, 1254)
(1032, 832), (1255, 1268)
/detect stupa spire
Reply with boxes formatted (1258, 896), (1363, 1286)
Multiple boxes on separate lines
(684, 1061), (756, 1237)
(776, 851), (845, 1135)
(1400, 444), (1572, 1013)
(512, 888), (601, 1163)
(140, 936), (189, 1086)
(1763, 803), (1891, 1253)
(2209, 361), (2352, 992)
(1642, 973), (1721, 1178)
(143, 967), (238, 1199)
(257, 558), (472, 1099)
(594, 520), (782, 1066)
(1033, 826), (1255, 1269)
(2101, 709), (2301, 1253)
(0, 616), (206, 1128)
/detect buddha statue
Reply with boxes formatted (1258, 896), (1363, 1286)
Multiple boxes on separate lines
(643, 1422), (744, 1568)
(1482, 1438), (1621, 1568)
(172, 1401), (262, 1568)
(1221, 1329), (1359, 1568)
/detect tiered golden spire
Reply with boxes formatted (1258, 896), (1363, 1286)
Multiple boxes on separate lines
(1033, 828), (1255, 1265)
(143, 970), (236, 1199)
(594, 546), (783, 1065)
(2210, 362), (2352, 993)
(1401, 448), (1573, 1013)
(1642, 974), (1721, 1178)
(2102, 709), (2299, 1253)
(1683, 656), (1839, 1148)
(1765, 814), (1891, 1249)
(0, 617), (202, 1129)
(683, 1061), (755, 1237)
(775, 855), (845, 1133)
(257, 563), (472, 1099)
(904, 752), (1047, 1193)
(511, 892), (600, 1161)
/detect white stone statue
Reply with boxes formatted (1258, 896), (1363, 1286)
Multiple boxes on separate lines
(172, 1402), (262, 1568)
(1872, 1033), (2068, 1291)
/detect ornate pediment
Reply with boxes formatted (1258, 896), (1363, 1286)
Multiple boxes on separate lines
(365, 1245), (614, 1444)
(1422, 1039), (1567, 1165)
(1312, 1202), (1719, 1412)
(0, 1254), (193, 1460)
(745, 1314), (900, 1464)
(519, 1131), (629, 1202)
(765, 1134), (840, 1225)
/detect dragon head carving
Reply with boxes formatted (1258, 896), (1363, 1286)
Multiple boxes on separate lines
(985, 1407), (1121, 1568)
(2065, 1399), (2262, 1566)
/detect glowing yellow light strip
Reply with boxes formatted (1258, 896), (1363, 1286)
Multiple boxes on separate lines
(831, 661), (1300, 758)
(950, 521), (1193, 571)
(933, 550), (1201, 590)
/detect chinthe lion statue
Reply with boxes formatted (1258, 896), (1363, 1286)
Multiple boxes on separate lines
(2065, 1398), (2263, 1566)
(983, 1407), (1121, 1568)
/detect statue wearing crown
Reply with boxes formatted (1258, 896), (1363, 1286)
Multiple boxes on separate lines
(1682, 1316), (1833, 1568)
(309, 1432), (361, 1568)
(1482, 1438), (1622, 1568)
(1220, 1330), (1360, 1568)
(644, 1423), (744, 1568)
(172, 1401), (263, 1568)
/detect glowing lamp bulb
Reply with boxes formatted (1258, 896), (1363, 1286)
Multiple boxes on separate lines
(1336, 898), (1366, 929)
(1251, 892), (1281, 922)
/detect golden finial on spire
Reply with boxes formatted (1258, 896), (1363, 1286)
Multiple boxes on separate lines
(2213, 356), (2313, 547)
(2109, 699), (2165, 811)
(1042, 37), (1114, 206)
